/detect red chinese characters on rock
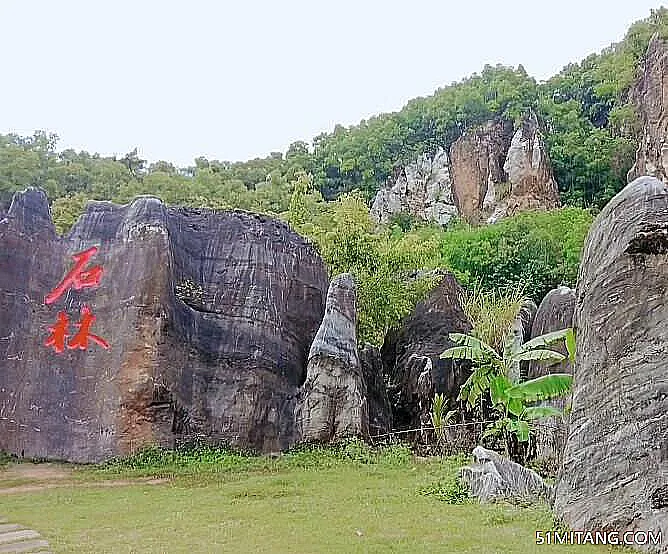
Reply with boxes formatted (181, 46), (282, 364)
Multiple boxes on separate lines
(44, 246), (110, 353)
(45, 246), (103, 305)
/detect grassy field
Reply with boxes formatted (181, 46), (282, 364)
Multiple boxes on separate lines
(0, 442), (627, 553)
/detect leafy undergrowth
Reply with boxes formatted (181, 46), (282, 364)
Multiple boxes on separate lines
(0, 451), (16, 469)
(88, 439), (414, 480)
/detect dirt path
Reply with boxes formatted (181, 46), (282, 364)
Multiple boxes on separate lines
(0, 463), (71, 483)
(0, 477), (168, 495)
(0, 463), (170, 495)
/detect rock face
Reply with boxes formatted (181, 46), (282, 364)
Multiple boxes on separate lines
(502, 114), (560, 220)
(526, 286), (575, 380)
(381, 271), (472, 431)
(370, 148), (457, 226)
(554, 176), (668, 551)
(527, 286), (575, 469)
(359, 344), (392, 436)
(508, 299), (537, 383)
(0, 189), (329, 462)
(371, 115), (560, 226)
(450, 119), (514, 224)
(628, 35), (668, 184)
(295, 274), (368, 442)
(461, 446), (553, 503)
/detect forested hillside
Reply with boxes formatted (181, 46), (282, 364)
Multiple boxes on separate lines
(1, 8), (664, 344)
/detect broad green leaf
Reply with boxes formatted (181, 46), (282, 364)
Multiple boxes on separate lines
(489, 375), (512, 406)
(440, 346), (486, 362)
(507, 397), (524, 416)
(517, 328), (570, 354)
(510, 349), (566, 364)
(447, 333), (499, 358)
(507, 373), (573, 402)
(483, 418), (508, 438)
(515, 420), (530, 442)
(522, 406), (564, 420)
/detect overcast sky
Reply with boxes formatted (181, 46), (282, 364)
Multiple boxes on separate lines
(0, 1), (663, 166)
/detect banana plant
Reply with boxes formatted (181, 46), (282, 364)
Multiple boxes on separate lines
(485, 372), (573, 442)
(440, 327), (575, 444)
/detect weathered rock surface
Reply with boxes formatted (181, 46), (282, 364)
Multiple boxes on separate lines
(381, 271), (472, 431)
(359, 343), (392, 436)
(502, 113), (561, 220)
(449, 119), (513, 224)
(370, 148), (457, 226)
(461, 446), (553, 503)
(527, 286), (575, 470)
(370, 115), (560, 227)
(628, 35), (668, 184)
(508, 298), (538, 383)
(0, 189), (329, 462)
(526, 286), (575, 380)
(554, 176), (668, 551)
(295, 274), (368, 442)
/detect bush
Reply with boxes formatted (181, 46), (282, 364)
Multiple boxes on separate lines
(440, 208), (593, 303)
(418, 474), (471, 504)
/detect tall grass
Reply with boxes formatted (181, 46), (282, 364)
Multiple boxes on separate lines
(460, 281), (525, 353)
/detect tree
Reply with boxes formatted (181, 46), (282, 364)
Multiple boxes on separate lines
(120, 148), (146, 179)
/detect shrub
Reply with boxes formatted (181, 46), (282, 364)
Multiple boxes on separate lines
(440, 208), (593, 303)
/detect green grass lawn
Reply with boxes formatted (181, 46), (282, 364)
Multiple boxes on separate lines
(0, 443), (626, 553)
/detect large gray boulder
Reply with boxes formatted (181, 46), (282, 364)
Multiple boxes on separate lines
(382, 271), (472, 431)
(296, 274), (368, 442)
(508, 298), (537, 383)
(554, 176), (668, 552)
(461, 446), (553, 503)
(527, 286), (575, 470)
(0, 189), (329, 462)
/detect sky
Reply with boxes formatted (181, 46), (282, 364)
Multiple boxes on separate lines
(0, 1), (664, 166)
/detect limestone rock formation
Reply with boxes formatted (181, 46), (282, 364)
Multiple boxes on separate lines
(526, 286), (575, 380)
(554, 176), (668, 551)
(381, 271), (472, 431)
(502, 114), (561, 220)
(370, 115), (560, 227)
(0, 189), (329, 462)
(461, 446), (553, 503)
(508, 299), (538, 383)
(359, 343), (392, 436)
(628, 35), (668, 184)
(527, 286), (575, 470)
(296, 274), (368, 442)
(449, 119), (513, 224)
(370, 148), (457, 226)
